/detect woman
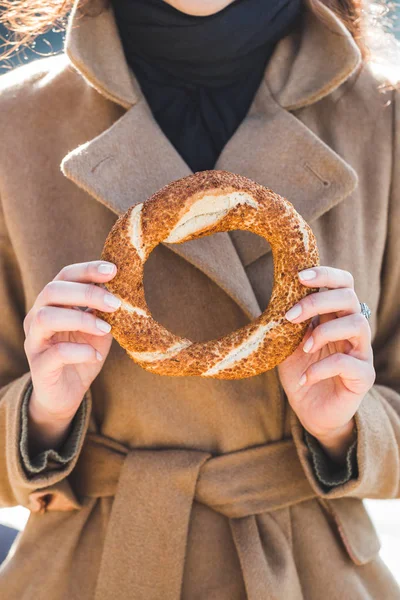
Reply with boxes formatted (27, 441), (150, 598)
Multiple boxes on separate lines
(0, 0), (399, 597)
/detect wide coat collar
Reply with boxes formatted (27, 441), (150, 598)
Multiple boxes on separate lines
(61, 0), (362, 322)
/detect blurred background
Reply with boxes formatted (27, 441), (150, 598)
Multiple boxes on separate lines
(0, 0), (400, 584)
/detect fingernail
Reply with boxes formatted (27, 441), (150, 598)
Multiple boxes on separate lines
(299, 269), (316, 280)
(285, 304), (302, 321)
(96, 318), (111, 333)
(98, 263), (115, 274)
(299, 373), (307, 386)
(95, 350), (103, 361)
(104, 293), (121, 308)
(303, 336), (314, 353)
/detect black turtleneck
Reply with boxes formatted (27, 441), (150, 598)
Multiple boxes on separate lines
(112, 0), (304, 172)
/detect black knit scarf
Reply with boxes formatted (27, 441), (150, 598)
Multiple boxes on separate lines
(112, 0), (304, 171)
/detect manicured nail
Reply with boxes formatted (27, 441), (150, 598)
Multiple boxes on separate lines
(98, 263), (115, 274)
(299, 269), (316, 280)
(96, 318), (111, 333)
(303, 336), (314, 353)
(95, 350), (103, 361)
(104, 293), (121, 308)
(285, 304), (302, 321)
(299, 373), (307, 386)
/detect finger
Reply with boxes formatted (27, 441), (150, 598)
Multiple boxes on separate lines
(26, 306), (112, 354)
(299, 352), (375, 393)
(23, 262), (117, 337)
(35, 342), (103, 371)
(303, 312), (372, 360)
(285, 287), (360, 323)
(39, 281), (121, 312)
(24, 281), (121, 336)
(298, 266), (354, 289)
(54, 261), (117, 283)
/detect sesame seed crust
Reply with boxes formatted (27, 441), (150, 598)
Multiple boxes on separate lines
(94, 170), (320, 379)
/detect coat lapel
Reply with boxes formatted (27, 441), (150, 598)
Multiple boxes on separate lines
(61, 0), (362, 321)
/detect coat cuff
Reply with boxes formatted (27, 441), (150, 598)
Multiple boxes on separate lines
(19, 380), (88, 476)
(303, 428), (358, 491)
(2, 372), (92, 510)
(290, 385), (400, 499)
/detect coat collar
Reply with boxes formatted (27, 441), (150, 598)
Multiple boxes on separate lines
(63, 0), (362, 112)
(61, 0), (362, 321)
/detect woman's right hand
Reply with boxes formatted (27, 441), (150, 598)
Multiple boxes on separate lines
(23, 260), (121, 443)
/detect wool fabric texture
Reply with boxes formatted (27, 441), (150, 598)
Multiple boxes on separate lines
(111, 0), (303, 171)
(1, 0), (400, 597)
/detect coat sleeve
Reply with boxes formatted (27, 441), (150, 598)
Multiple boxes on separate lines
(291, 86), (400, 500)
(19, 380), (88, 475)
(303, 429), (358, 491)
(0, 189), (91, 510)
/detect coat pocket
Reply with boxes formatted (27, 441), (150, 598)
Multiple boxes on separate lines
(317, 497), (381, 565)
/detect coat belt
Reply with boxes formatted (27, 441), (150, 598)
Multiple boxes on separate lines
(68, 432), (317, 600)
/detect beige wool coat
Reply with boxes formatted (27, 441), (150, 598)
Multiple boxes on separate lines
(1, 0), (400, 597)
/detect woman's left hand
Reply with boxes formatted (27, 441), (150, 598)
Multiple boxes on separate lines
(277, 266), (375, 463)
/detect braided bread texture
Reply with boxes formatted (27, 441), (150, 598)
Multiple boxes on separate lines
(94, 170), (320, 379)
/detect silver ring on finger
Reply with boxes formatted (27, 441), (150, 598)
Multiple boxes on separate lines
(72, 305), (91, 312)
(360, 302), (371, 320)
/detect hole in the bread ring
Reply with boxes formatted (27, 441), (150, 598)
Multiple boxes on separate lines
(143, 237), (264, 343)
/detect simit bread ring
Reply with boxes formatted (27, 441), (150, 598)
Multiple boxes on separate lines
(94, 170), (320, 379)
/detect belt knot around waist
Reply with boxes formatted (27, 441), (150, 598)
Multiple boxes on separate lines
(69, 432), (316, 519)
(66, 433), (317, 600)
